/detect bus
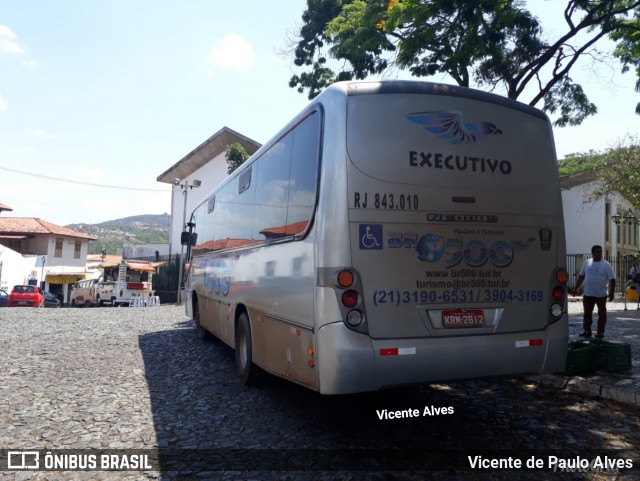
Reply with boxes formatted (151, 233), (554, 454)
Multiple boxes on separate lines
(183, 80), (568, 395)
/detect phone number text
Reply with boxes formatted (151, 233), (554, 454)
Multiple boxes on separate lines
(372, 289), (545, 306)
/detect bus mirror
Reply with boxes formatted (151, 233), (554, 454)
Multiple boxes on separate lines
(181, 232), (198, 246)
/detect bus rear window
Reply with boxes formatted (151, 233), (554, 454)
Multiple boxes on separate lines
(346, 94), (556, 191)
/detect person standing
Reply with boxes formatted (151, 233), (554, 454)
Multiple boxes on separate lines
(574, 245), (616, 339)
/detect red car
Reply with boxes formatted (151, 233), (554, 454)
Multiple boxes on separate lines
(8, 285), (45, 307)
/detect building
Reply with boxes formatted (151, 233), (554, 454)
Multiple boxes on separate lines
(0, 217), (97, 303)
(561, 171), (640, 288)
(561, 171), (639, 257)
(0, 202), (13, 214)
(156, 126), (260, 255)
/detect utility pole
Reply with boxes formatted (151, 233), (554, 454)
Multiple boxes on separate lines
(174, 178), (201, 304)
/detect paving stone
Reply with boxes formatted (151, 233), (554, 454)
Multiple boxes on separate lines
(1, 304), (639, 480)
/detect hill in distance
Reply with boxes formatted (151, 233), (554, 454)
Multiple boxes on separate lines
(67, 213), (171, 255)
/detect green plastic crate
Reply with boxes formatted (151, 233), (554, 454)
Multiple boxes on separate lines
(583, 339), (632, 372)
(562, 341), (598, 376)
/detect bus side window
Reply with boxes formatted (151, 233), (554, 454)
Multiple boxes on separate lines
(253, 134), (292, 240)
(288, 111), (320, 235)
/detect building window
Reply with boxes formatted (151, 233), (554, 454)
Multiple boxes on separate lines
(55, 238), (63, 258)
(74, 241), (81, 259)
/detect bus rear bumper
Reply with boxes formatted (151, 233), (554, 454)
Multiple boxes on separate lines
(316, 318), (568, 395)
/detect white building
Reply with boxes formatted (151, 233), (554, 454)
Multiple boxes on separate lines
(0, 217), (97, 303)
(561, 171), (640, 288)
(121, 243), (169, 260)
(561, 171), (638, 258)
(156, 126), (260, 254)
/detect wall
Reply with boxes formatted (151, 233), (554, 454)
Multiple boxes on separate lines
(561, 180), (638, 258)
(561, 181), (606, 254)
(0, 246), (35, 291)
(169, 152), (229, 254)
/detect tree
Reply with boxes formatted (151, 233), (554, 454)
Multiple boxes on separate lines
(591, 137), (640, 207)
(225, 142), (250, 174)
(558, 150), (607, 177)
(289, 0), (640, 126)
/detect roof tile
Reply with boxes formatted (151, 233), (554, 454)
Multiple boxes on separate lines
(0, 217), (97, 240)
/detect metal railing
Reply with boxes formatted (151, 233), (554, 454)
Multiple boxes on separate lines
(125, 254), (181, 303)
(566, 253), (640, 296)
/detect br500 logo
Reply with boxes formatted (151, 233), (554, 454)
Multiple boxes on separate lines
(416, 234), (513, 268)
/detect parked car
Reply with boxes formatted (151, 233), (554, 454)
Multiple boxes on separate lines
(0, 289), (8, 307)
(8, 285), (45, 307)
(43, 291), (61, 308)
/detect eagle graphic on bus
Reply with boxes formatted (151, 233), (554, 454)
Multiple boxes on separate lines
(407, 111), (502, 144)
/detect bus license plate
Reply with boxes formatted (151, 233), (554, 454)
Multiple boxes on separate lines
(442, 310), (486, 328)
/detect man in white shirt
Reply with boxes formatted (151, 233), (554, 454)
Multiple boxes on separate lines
(574, 245), (616, 339)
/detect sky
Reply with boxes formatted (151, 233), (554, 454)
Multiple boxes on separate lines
(0, 0), (638, 227)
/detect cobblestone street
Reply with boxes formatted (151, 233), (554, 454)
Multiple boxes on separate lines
(1, 305), (639, 480)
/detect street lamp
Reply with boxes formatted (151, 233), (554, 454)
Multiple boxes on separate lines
(611, 208), (637, 258)
(611, 208), (636, 225)
(101, 245), (107, 262)
(175, 178), (201, 304)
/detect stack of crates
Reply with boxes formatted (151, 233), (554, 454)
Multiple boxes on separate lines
(562, 340), (599, 376)
(585, 339), (632, 372)
(562, 339), (632, 376)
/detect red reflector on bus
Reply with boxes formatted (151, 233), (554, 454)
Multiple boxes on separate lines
(380, 348), (399, 356)
(516, 339), (544, 348)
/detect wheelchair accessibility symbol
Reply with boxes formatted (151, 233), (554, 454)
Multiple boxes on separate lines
(359, 224), (383, 250)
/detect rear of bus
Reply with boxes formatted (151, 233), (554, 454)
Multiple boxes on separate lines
(318, 81), (567, 393)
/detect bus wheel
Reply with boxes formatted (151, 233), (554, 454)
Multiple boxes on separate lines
(235, 313), (262, 385)
(194, 299), (211, 340)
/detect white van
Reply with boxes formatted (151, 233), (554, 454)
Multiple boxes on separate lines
(70, 278), (115, 307)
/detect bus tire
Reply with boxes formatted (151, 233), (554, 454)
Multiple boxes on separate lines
(235, 312), (262, 385)
(193, 298), (212, 341)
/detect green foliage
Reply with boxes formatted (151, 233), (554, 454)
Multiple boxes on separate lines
(67, 214), (170, 255)
(611, 7), (640, 114)
(593, 139), (640, 208)
(225, 142), (251, 174)
(289, 0), (640, 125)
(558, 150), (607, 177)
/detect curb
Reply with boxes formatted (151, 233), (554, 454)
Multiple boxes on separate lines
(526, 374), (640, 407)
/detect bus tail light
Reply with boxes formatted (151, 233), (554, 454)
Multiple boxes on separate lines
(552, 286), (564, 301)
(549, 267), (568, 320)
(346, 310), (364, 327)
(342, 290), (358, 308)
(555, 268), (568, 284)
(318, 266), (368, 334)
(550, 304), (563, 317)
(337, 270), (355, 288)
